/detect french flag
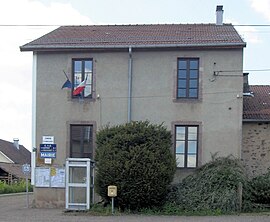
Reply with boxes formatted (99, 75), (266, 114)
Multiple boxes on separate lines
(73, 78), (87, 96)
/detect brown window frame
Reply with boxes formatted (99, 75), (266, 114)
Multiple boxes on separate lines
(72, 58), (93, 99)
(70, 124), (93, 158)
(177, 58), (199, 99)
(175, 125), (199, 168)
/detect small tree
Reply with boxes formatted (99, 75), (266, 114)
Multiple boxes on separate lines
(95, 121), (176, 210)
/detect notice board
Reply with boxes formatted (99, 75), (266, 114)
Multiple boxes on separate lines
(35, 167), (65, 188)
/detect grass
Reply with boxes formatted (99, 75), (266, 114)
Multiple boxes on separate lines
(64, 202), (270, 217)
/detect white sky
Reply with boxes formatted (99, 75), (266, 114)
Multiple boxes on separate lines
(0, 0), (269, 150)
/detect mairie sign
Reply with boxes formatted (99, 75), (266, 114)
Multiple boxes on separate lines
(40, 152), (56, 158)
(40, 144), (57, 159)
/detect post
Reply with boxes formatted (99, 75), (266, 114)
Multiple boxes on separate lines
(108, 185), (117, 215)
(26, 173), (29, 208)
(112, 197), (114, 214)
(238, 182), (243, 212)
(22, 164), (31, 208)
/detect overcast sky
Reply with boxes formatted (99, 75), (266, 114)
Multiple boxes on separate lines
(0, 0), (269, 150)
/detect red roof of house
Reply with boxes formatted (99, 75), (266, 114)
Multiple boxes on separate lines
(0, 139), (31, 164)
(20, 24), (246, 51)
(243, 85), (270, 121)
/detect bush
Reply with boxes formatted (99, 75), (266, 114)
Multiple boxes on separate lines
(248, 171), (270, 205)
(166, 156), (248, 213)
(0, 180), (32, 194)
(95, 121), (176, 210)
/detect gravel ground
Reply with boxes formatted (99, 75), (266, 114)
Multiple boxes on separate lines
(0, 193), (269, 222)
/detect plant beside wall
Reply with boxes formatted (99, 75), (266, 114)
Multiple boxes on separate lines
(245, 170), (270, 209)
(166, 156), (248, 213)
(95, 121), (176, 211)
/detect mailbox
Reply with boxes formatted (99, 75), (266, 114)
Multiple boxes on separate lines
(108, 185), (117, 197)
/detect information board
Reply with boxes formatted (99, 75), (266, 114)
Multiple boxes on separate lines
(51, 168), (65, 188)
(35, 167), (65, 188)
(35, 168), (50, 187)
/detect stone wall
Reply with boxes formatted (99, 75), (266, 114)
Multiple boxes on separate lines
(242, 122), (270, 177)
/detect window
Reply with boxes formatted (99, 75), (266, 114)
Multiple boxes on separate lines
(175, 125), (198, 168)
(70, 125), (93, 158)
(177, 58), (199, 99)
(72, 59), (93, 98)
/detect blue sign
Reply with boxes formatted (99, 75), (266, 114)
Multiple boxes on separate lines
(40, 152), (56, 158)
(40, 144), (57, 152)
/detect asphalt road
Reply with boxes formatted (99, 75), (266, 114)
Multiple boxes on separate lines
(0, 193), (269, 222)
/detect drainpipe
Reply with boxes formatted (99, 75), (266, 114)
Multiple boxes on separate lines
(128, 47), (133, 123)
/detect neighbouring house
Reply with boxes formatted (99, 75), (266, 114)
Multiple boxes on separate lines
(0, 139), (31, 184)
(20, 6), (246, 207)
(242, 84), (270, 177)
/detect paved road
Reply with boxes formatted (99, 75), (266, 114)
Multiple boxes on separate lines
(0, 193), (270, 222)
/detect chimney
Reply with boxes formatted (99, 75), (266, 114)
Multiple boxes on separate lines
(216, 5), (224, 25)
(13, 138), (19, 150)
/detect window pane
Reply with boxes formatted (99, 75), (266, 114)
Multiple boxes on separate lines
(188, 127), (197, 140)
(189, 80), (197, 88)
(74, 61), (82, 72)
(83, 126), (92, 141)
(188, 141), (197, 154)
(189, 89), (198, 98)
(176, 141), (185, 153)
(178, 60), (187, 69)
(178, 89), (186, 97)
(176, 154), (184, 167)
(85, 61), (92, 72)
(176, 127), (185, 140)
(190, 70), (198, 78)
(74, 73), (82, 88)
(187, 155), (197, 168)
(84, 86), (92, 97)
(190, 60), (198, 69)
(178, 70), (187, 78)
(178, 79), (186, 88)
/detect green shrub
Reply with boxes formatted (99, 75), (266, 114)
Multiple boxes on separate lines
(95, 121), (176, 210)
(0, 180), (32, 194)
(166, 156), (248, 213)
(248, 171), (270, 205)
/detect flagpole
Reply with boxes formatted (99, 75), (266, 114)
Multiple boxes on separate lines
(63, 70), (69, 80)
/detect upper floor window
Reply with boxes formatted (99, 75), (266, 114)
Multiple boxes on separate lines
(70, 125), (93, 158)
(175, 125), (198, 168)
(72, 59), (93, 98)
(177, 58), (199, 99)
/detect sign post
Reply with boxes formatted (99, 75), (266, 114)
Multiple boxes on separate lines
(108, 185), (117, 214)
(22, 164), (31, 208)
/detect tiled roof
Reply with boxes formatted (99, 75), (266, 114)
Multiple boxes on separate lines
(0, 139), (31, 164)
(20, 24), (246, 51)
(243, 85), (270, 121)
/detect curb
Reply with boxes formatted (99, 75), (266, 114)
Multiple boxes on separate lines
(0, 192), (33, 197)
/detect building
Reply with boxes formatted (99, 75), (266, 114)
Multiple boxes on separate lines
(242, 85), (270, 177)
(0, 139), (31, 183)
(20, 6), (246, 207)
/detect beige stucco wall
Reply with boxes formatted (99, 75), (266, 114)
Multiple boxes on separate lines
(34, 48), (243, 207)
(242, 122), (270, 177)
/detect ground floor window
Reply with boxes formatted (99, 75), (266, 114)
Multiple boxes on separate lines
(175, 125), (198, 168)
(70, 125), (93, 158)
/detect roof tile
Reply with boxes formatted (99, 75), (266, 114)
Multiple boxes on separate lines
(243, 85), (270, 121)
(20, 24), (246, 51)
(0, 139), (31, 164)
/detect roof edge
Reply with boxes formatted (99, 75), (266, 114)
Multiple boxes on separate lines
(20, 42), (246, 52)
(243, 119), (270, 123)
